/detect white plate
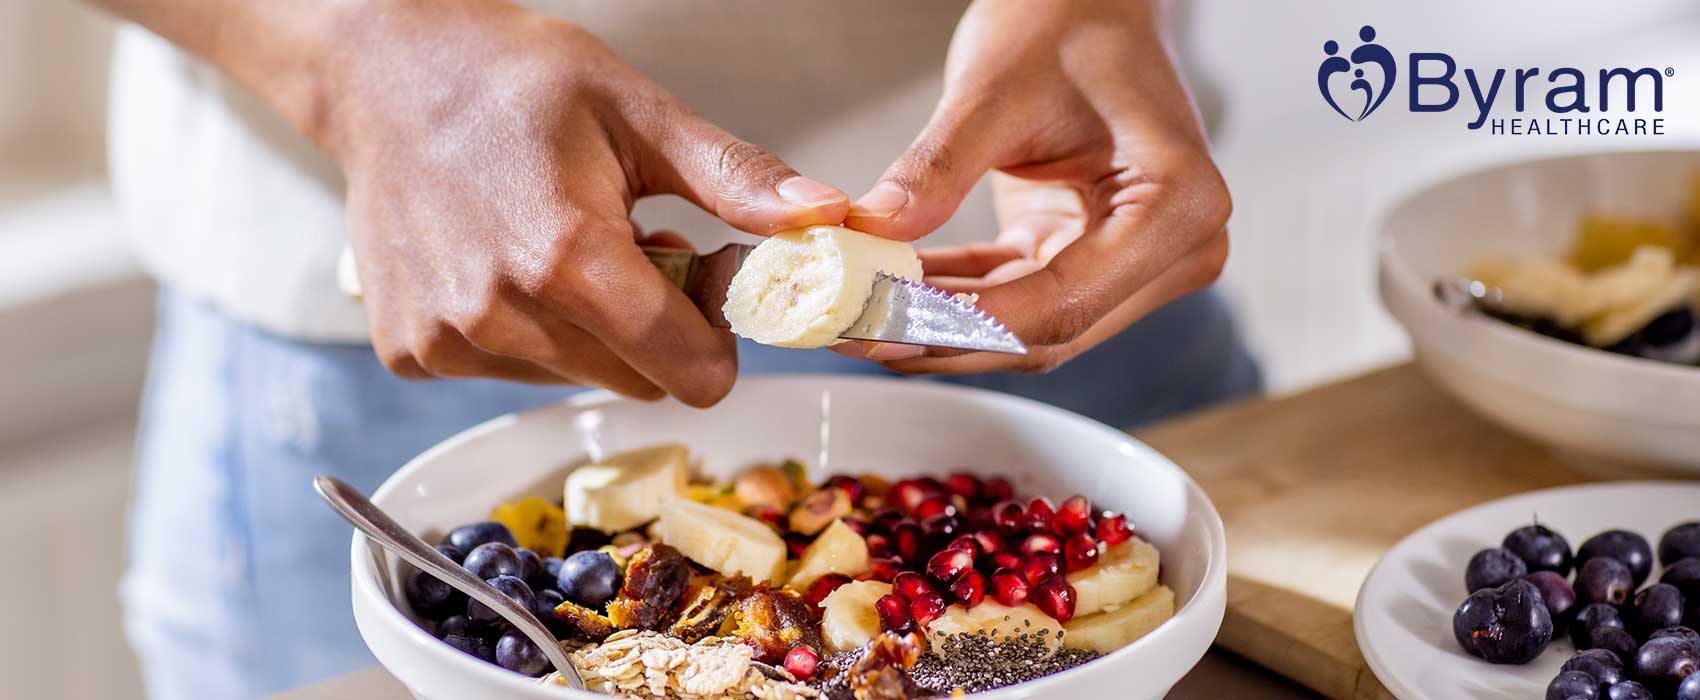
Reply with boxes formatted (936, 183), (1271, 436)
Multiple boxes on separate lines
(1355, 481), (1700, 700)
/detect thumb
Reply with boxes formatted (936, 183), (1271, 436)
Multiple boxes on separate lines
(638, 112), (849, 236)
(846, 101), (1010, 241)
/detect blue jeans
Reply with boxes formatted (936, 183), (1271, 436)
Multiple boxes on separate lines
(122, 286), (1259, 699)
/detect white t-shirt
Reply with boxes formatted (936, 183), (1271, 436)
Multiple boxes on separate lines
(108, 1), (995, 342)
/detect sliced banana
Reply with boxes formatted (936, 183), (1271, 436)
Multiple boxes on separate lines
(1062, 585), (1175, 653)
(1587, 246), (1676, 315)
(722, 225), (924, 348)
(564, 444), (689, 532)
(1582, 267), (1700, 347)
(819, 580), (892, 653)
(653, 498), (787, 583)
(1066, 537), (1160, 616)
(925, 599), (1065, 659)
(787, 519), (870, 590)
(1469, 257), (1598, 326)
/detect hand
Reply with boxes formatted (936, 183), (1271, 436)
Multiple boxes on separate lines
(319, 1), (848, 405)
(840, 0), (1231, 373)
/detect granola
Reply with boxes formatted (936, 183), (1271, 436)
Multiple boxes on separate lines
(540, 630), (820, 700)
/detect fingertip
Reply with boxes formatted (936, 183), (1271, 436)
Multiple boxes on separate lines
(777, 176), (848, 209)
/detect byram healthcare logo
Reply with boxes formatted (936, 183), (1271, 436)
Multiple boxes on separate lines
(1315, 25), (1674, 136)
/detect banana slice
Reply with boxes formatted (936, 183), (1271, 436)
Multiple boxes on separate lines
(1588, 246), (1676, 314)
(1470, 257), (1598, 326)
(819, 580), (893, 653)
(925, 600), (1065, 659)
(787, 519), (870, 590)
(722, 225), (924, 348)
(1066, 537), (1160, 616)
(564, 444), (689, 532)
(1062, 585), (1175, 653)
(653, 498), (787, 583)
(1582, 267), (1700, 347)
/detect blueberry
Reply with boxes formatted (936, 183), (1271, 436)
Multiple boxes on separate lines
(463, 542), (524, 580)
(1634, 636), (1700, 697)
(1526, 570), (1579, 633)
(436, 544), (467, 566)
(514, 548), (543, 583)
(1453, 578), (1554, 664)
(1578, 530), (1654, 588)
(1664, 524), (1700, 567)
(1575, 558), (1634, 607)
(1604, 680), (1653, 700)
(1466, 548), (1528, 592)
(1636, 308), (1700, 363)
(1631, 584), (1686, 637)
(1563, 648), (1627, 689)
(1506, 524), (1574, 577)
(436, 614), (471, 639)
(1548, 670), (1601, 700)
(405, 569), (463, 619)
(444, 521), (517, 553)
(1677, 672), (1700, 700)
(543, 556), (565, 580)
(1572, 603), (1627, 649)
(1662, 559), (1700, 626)
(1590, 626), (1639, 667)
(534, 588), (564, 624)
(467, 575), (537, 626)
(1652, 626), (1700, 646)
(558, 550), (622, 609)
(443, 632), (496, 662)
(495, 629), (551, 677)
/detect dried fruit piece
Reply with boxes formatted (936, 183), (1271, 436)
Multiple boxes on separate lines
(668, 574), (753, 643)
(605, 543), (692, 630)
(725, 587), (823, 663)
(789, 487), (853, 536)
(550, 598), (617, 641)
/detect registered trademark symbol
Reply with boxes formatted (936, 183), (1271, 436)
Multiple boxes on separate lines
(1668, 67), (1676, 77)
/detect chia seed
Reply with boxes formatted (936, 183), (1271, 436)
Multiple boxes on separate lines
(806, 632), (1101, 698)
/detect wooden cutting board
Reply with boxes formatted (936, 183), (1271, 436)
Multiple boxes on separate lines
(1134, 363), (1595, 700)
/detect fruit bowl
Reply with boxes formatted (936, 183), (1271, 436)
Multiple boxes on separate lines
(1378, 149), (1700, 476)
(348, 375), (1227, 700)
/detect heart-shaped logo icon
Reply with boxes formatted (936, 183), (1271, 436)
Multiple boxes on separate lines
(1318, 25), (1398, 122)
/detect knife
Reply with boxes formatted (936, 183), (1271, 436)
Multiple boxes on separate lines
(642, 244), (1027, 355)
(336, 244), (1026, 355)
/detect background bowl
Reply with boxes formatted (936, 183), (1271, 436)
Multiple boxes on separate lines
(1378, 149), (1700, 476)
(349, 375), (1227, 700)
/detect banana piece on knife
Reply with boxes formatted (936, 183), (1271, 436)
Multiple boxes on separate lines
(723, 225), (924, 348)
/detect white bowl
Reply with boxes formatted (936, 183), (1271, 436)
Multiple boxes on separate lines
(349, 375), (1227, 700)
(1378, 149), (1700, 475)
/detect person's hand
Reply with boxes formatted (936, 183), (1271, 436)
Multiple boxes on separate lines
(840, 0), (1231, 373)
(314, 1), (848, 405)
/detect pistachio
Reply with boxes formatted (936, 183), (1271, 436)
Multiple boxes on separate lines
(789, 488), (853, 536)
(736, 465), (799, 511)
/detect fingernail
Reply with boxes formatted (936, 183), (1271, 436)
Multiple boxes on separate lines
(849, 182), (909, 220)
(863, 341), (925, 361)
(777, 176), (848, 207)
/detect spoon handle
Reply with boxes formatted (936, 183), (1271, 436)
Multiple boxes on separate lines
(313, 476), (584, 689)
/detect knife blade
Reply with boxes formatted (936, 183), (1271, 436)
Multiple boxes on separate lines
(643, 244), (1027, 355)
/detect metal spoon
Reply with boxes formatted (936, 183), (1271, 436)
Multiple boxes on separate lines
(313, 476), (585, 690)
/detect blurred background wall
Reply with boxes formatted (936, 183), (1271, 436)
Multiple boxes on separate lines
(1, 2), (1697, 699)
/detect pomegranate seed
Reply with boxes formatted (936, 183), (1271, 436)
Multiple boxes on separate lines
(950, 570), (987, 608)
(917, 476), (946, 493)
(1053, 496), (1092, 536)
(892, 571), (932, 601)
(840, 515), (870, 537)
(926, 547), (975, 583)
(1097, 513), (1133, 545)
(992, 500), (1026, 535)
(889, 480), (934, 512)
(982, 477), (1015, 503)
(865, 557), (903, 582)
(992, 551), (1025, 571)
(875, 593), (914, 633)
(803, 573), (852, 608)
(869, 507), (906, 534)
(1022, 551), (1063, 584)
(1025, 498), (1055, 533)
(746, 504), (788, 529)
(892, 522), (924, 560)
(990, 568), (1030, 607)
(921, 514), (960, 542)
(944, 472), (982, 501)
(909, 591), (947, 627)
(782, 532), (812, 559)
(784, 645), (820, 680)
(823, 475), (866, 501)
(1031, 575), (1077, 622)
(968, 530), (1003, 555)
(864, 533), (893, 559)
(1021, 533), (1063, 556)
(914, 496), (955, 520)
(1063, 532), (1101, 572)
(945, 535), (981, 558)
